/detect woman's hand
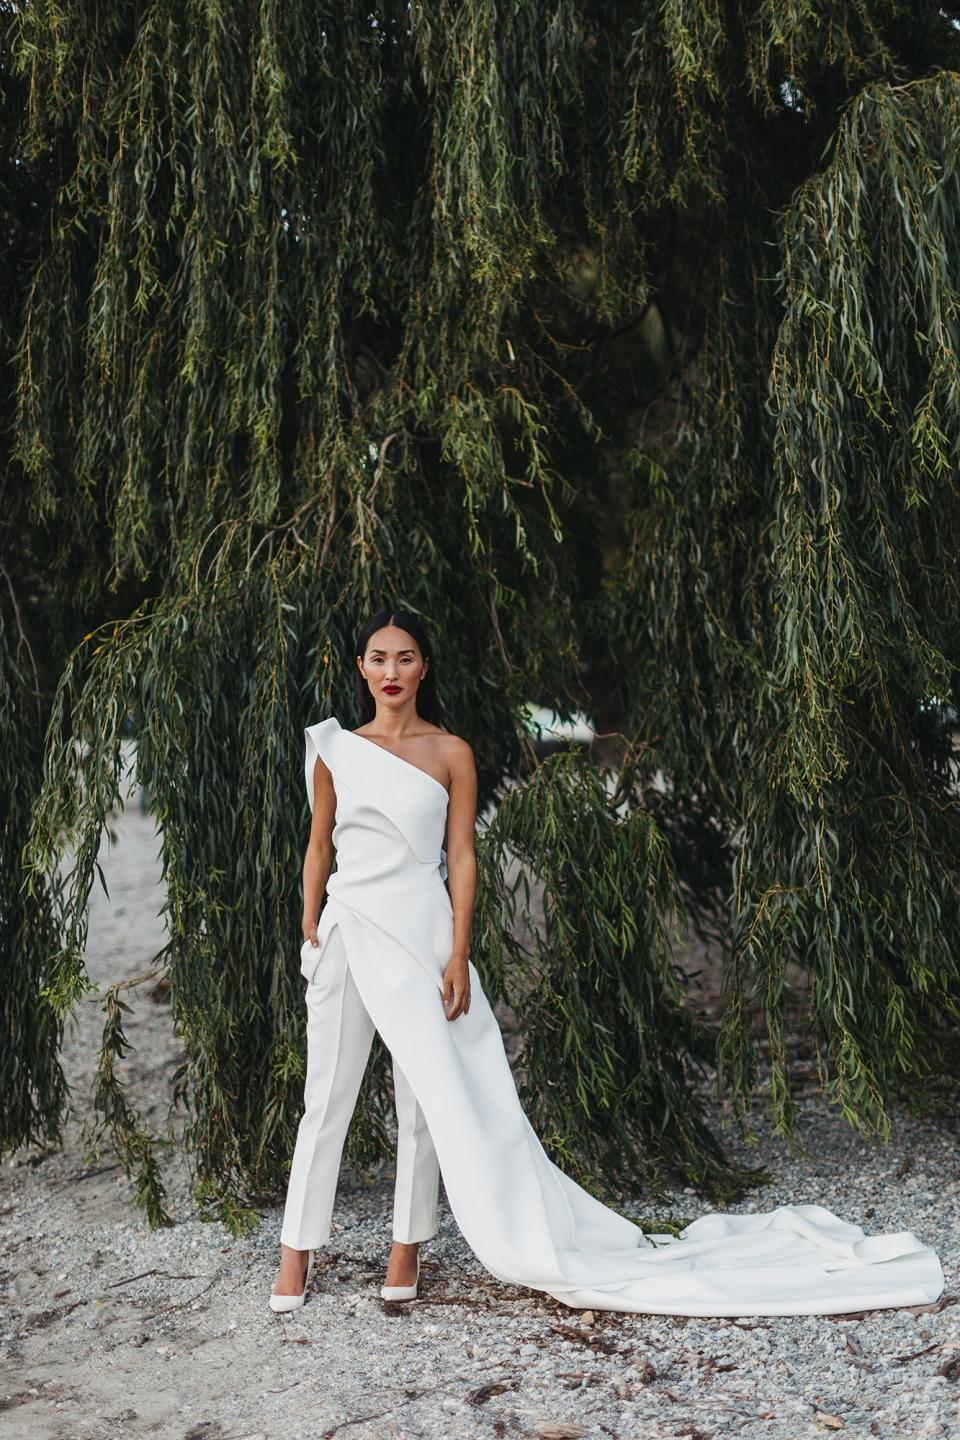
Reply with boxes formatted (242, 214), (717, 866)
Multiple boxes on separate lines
(442, 955), (471, 1020)
(302, 917), (320, 948)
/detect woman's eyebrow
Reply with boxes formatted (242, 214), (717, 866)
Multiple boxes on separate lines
(368, 648), (416, 656)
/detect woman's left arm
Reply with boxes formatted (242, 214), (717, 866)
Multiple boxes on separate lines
(441, 737), (478, 1020)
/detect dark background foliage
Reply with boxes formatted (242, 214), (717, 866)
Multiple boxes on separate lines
(4, 2), (960, 1228)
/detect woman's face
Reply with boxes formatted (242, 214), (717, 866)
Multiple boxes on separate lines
(357, 625), (429, 707)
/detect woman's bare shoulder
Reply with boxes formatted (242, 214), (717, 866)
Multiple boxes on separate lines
(435, 731), (475, 767)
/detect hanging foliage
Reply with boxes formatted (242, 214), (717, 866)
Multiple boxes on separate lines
(4, 3), (960, 1229)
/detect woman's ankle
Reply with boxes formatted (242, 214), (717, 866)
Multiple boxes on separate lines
(279, 1245), (311, 1268)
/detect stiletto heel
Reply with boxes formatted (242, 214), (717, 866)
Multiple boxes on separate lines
(269, 1249), (315, 1313)
(381, 1250), (420, 1302)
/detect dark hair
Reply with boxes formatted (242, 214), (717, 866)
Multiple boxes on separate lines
(353, 608), (443, 726)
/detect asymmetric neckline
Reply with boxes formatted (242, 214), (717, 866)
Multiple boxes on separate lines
(341, 720), (450, 799)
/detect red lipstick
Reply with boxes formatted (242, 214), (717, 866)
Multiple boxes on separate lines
(384, 685), (401, 694)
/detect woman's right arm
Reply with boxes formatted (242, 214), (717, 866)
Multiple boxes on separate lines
(302, 755), (336, 946)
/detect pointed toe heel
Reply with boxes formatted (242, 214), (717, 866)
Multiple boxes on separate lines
(380, 1251), (420, 1302)
(268, 1248), (315, 1313)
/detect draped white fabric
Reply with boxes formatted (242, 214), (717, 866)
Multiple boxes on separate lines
(300, 716), (945, 1316)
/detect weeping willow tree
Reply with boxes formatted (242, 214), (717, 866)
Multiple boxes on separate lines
(4, 2), (960, 1230)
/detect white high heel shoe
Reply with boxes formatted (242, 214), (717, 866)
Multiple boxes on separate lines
(380, 1249), (420, 1302)
(268, 1249), (315, 1313)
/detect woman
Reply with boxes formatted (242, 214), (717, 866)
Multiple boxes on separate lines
(270, 608), (944, 1316)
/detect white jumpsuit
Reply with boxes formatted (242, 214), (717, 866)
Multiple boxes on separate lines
(278, 715), (945, 1315)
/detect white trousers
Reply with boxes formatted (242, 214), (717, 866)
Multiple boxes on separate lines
(279, 923), (440, 1250)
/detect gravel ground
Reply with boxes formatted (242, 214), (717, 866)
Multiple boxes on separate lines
(1, 766), (957, 1440)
